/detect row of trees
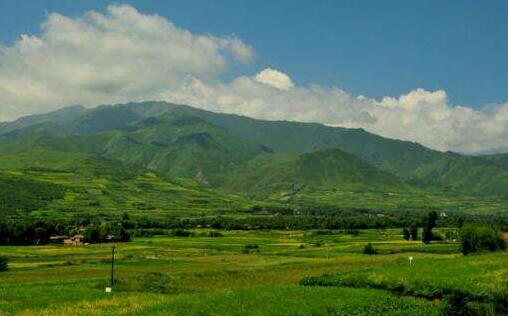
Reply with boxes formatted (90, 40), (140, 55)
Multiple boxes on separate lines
(83, 213), (131, 243)
(400, 211), (506, 255)
(0, 213), (131, 245)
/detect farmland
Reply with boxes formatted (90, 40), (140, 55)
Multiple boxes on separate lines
(0, 229), (506, 315)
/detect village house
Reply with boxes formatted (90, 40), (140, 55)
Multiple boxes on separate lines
(63, 235), (84, 246)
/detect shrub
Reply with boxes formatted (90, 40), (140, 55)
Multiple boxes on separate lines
(460, 224), (506, 255)
(172, 229), (194, 237)
(363, 243), (377, 255)
(422, 211), (438, 244)
(402, 228), (410, 240)
(0, 256), (8, 272)
(313, 230), (334, 236)
(204, 230), (223, 238)
(410, 225), (418, 240)
(243, 243), (259, 253)
(344, 229), (360, 236)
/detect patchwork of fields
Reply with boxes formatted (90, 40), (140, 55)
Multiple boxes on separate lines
(0, 229), (506, 315)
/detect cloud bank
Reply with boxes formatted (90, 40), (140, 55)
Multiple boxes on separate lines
(0, 4), (507, 154)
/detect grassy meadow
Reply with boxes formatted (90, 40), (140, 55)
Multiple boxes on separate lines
(0, 229), (506, 315)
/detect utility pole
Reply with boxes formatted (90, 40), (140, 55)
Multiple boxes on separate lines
(110, 245), (115, 287)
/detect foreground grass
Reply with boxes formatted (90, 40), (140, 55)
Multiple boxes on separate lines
(5, 286), (440, 316)
(0, 229), (505, 315)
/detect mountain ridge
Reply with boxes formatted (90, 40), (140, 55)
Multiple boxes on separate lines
(1, 101), (507, 200)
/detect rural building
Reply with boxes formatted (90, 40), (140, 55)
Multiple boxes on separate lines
(63, 235), (84, 246)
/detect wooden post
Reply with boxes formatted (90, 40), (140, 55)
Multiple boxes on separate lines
(111, 245), (115, 287)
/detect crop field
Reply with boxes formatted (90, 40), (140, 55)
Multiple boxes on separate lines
(0, 229), (506, 315)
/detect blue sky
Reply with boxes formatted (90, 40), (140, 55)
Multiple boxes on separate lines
(1, 0), (508, 109)
(0, 1), (507, 153)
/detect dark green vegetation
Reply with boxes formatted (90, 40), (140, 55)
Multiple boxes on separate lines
(460, 224), (506, 255)
(0, 256), (7, 272)
(423, 211), (438, 244)
(1, 101), (508, 219)
(363, 242), (378, 255)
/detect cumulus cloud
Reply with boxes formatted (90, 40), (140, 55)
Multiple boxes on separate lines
(254, 68), (294, 91)
(0, 4), (253, 120)
(162, 75), (508, 153)
(0, 4), (507, 154)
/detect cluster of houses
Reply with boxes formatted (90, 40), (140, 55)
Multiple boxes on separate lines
(49, 235), (84, 245)
(49, 234), (119, 245)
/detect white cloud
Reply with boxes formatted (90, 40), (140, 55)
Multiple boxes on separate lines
(0, 4), (507, 154)
(0, 4), (253, 121)
(254, 68), (294, 91)
(162, 75), (508, 154)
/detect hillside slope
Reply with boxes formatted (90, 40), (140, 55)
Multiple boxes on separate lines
(1, 101), (508, 199)
(222, 148), (408, 198)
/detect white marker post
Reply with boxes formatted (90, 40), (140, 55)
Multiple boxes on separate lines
(408, 256), (414, 267)
(105, 287), (112, 293)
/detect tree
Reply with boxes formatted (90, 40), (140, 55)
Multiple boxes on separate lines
(121, 212), (132, 229)
(118, 226), (131, 242)
(460, 224), (506, 255)
(422, 211), (438, 244)
(84, 226), (101, 243)
(402, 227), (410, 240)
(0, 256), (8, 272)
(363, 243), (377, 255)
(409, 225), (418, 241)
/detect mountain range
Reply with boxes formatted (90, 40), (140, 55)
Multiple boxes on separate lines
(1, 101), (507, 216)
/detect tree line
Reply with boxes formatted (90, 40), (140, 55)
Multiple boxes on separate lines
(0, 213), (131, 245)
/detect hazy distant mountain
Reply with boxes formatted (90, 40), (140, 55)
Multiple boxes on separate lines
(470, 147), (508, 155)
(0, 105), (87, 135)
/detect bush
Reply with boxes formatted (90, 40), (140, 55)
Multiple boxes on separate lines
(202, 230), (223, 238)
(344, 229), (360, 236)
(363, 243), (377, 255)
(243, 243), (260, 254)
(0, 256), (8, 272)
(172, 229), (194, 237)
(422, 211), (438, 244)
(402, 228), (410, 240)
(410, 226), (418, 240)
(460, 224), (506, 255)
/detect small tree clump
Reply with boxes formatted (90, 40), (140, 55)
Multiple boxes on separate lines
(402, 228), (410, 240)
(363, 243), (377, 255)
(409, 225), (418, 241)
(422, 211), (438, 244)
(460, 224), (506, 255)
(0, 256), (8, 272)
(243, 243), (260, 254)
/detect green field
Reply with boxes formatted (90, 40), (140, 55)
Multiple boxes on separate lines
(0, 229), (506, 315)
(0, 101), (507, 315)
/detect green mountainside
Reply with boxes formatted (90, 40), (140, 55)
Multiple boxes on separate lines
(0, 101), (507, 217)
(0, 105), (86, 135)
(221, 148), (408, 198)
